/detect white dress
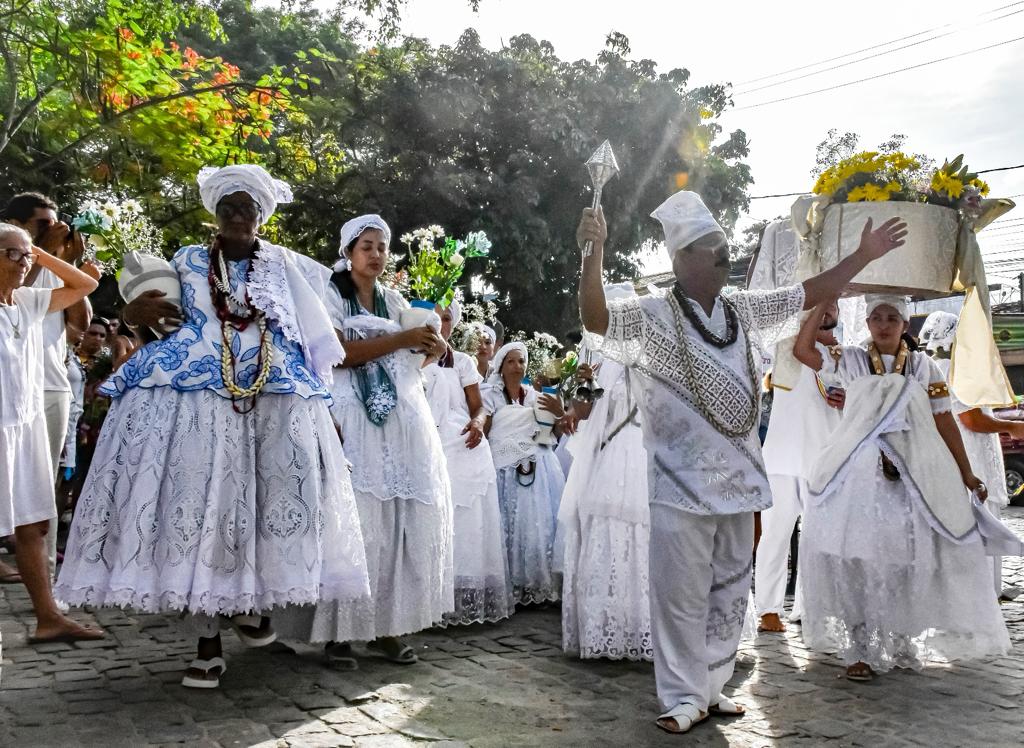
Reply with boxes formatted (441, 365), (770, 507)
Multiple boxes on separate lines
(801, 346), (1010, 671)
(485, 385), (565, 605)
(559, 357), (652, 660)
(0, 287), (58, 535)
(423, 351), (513, 625)
(55, 245), (370, 616)
(275, 283), (453, 642)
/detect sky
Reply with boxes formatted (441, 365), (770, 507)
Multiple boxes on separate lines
(354, 0), (1024, 284)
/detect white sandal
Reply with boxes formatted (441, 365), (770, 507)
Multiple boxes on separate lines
(224, 614), (277, 648)
(181, 657), (227, 689)
(709, 694), (746, 717)
(655, 703), (708, 734)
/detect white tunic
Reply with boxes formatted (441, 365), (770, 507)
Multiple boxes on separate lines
(598, 285), (805, 515)
(762, 341), (841, 479)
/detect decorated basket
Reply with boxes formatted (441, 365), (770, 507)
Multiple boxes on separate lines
(819, 201), (959, 298)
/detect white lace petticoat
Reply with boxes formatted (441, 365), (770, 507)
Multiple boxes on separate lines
(54, 387), (370, 616)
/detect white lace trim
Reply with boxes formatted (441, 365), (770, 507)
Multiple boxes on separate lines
(248, 241), (299, 343)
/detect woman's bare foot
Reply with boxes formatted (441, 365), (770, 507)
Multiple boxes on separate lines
(845, 662), (875, 682)
(30, 614), (105, 643)
(758, 613), (785, 632)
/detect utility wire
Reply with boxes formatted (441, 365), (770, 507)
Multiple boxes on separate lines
(734, 7), (1024, 96)
(734, 35), (1024, 111)
(734, 2), (1023, 85)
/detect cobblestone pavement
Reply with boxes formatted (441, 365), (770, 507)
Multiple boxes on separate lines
(2, 508), (1023, 747)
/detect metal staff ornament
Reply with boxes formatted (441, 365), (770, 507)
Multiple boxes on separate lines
(583, 140), (620, 257)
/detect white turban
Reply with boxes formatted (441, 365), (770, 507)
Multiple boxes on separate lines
(480, 324), (496, 345)
(650, 190), (725, 259)
(197, 165), (293, 226)
(921, 310), (959, 352)
(865, 294), (910, 322)
(336, 214), (391, 272)
(604, 281), (636, 302)
(488, 342), (528, 386)
(446, 297), (462, 329)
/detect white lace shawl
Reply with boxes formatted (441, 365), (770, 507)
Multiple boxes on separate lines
(488, 403), (539, 470)
(246, 241), (344, 382)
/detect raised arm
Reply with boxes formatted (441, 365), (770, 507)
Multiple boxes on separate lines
(577, 207), (609, 335)
(32, 248), (98, 313)
(793, 303), (827, 370)
(801, 217), (908, 309)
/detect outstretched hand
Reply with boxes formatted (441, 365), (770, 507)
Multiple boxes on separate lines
(857, 217), (908, 262)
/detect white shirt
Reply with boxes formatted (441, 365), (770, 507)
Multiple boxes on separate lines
(0, 287), (52, 427)
(31, 269), (71, 393)
(599, 284), (806, 515)
(762, 341), (842, 479)
(934, 357), (1009, 507)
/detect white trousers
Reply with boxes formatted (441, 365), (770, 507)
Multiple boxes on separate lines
(43, 391), (70, 575)
(649, 504), (753, 713)
(754, 474), (805, 619)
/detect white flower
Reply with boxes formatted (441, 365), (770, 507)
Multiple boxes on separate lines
(466, 230), (492, 253)
(428, 224), (445, 238)
(89, 234), (107, 249)
(418, 237), (433, 253)
(122, 199), (142, 214)
(449, 253), (464, 267)
(101, 201), (119, 218)
(399, 233), (414, 245)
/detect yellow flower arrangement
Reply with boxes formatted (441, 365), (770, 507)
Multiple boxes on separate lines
(846, 181), (902, 202)
(930, 171), (964, 199)
(969, 177), (990, 196)
(812, 151), (920, 199)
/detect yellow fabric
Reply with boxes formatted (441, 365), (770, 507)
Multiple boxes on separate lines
(949, 287), (1016, 408)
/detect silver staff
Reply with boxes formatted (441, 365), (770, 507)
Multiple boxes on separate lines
(583, 139), (620, 258)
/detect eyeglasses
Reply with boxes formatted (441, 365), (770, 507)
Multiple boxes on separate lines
(215, 201), (262, 221)
(1, 248), (34, 264)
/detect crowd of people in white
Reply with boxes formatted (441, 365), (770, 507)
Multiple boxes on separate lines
(1, 164), (1021, 735)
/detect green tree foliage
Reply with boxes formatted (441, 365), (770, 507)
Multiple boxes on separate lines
(5, 1), (753, 334)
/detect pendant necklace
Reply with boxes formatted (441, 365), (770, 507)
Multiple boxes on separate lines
(0, 303), (21, 339)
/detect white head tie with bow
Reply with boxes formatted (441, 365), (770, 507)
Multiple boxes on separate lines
(336, 214), (391, 272)
(488, 341), (528, 387)
(921, 310), (959, 352)
(197, 165), (293, 226)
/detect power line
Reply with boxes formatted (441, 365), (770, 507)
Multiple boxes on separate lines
(734, 35), (1024, 111)
(734, 6), (1024, 96)
(733, 2), (1024, 86)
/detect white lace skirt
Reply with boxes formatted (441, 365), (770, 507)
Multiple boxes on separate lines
(495, 448), (565, 605)
(561, 514), (652, 660)
(54, 387), (371, 616)
(800, 449), (1010, 671)
(275, 490), (453, 642)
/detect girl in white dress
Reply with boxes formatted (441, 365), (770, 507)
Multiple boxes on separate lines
(423, 300), (514, 625)
(794, 295), (1010, 682)
(275, 214), (453, 667)
(559, 286), (652, 660)
(484, 342), (566, 605)
(56, 166), (370, 688)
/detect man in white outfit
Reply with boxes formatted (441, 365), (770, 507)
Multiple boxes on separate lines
(576, 191), (906, 734)
(755, 303), (842, 632)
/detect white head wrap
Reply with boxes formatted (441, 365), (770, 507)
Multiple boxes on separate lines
(197, 165), (293, 226)
(488, 342), (528, 386)
(921, 310), (959, 352)
(650, 190), (725, 259)
(480, 324), (496, 345)
(865, 294), (910, 322)
(445, 297), (462, 329)
(336, 214), (391, 272)
(604, 281), (636, 302)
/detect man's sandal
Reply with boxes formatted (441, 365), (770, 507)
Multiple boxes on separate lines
(181, 657), (227, 689)
(709, 694), (746, 717)
(655, 703), (709, 734)
(845, 663), (875, 682)
(224, 614), (277, 648)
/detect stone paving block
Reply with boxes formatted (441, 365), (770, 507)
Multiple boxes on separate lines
(358, 701), (448, 741)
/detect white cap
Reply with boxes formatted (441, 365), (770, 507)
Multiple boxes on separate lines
(650, 190), (725, 259)
(865, 294), (910, 322)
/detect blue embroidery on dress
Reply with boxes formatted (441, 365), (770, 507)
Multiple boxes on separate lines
(99, 244), (328, 401)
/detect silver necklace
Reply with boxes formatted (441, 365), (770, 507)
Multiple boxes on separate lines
(0, 303), (21, 339)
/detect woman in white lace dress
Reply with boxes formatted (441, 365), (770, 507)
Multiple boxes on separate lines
(793, 295), (1009, 682)
(55, 166), (371, 688)
(559, 286), (651, 661)
(275, 215), (452, 667)
(423, 300), (513, 625)
(484, 342), (566, 605)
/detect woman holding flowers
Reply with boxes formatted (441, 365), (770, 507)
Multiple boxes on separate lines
(484, 342), (567, 605)
(55, 165), (371, 689)
(276, 215), (452, 667)
(423, 299), (514, 626)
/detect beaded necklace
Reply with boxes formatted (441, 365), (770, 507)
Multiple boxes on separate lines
(671, 283), (738, 348)
(207, 239), (273, 413)
(867, 340), (909, 376)
(667, 290), (760, 439)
